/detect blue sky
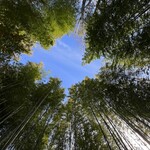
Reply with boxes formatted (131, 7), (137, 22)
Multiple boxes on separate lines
(20, 34), (104, 96)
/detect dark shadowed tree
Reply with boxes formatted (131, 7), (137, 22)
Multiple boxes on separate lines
(83, 0), (150, 67)
(66, 66), (150, 149)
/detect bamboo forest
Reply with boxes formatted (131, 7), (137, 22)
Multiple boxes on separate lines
(0, 0), (150, 149)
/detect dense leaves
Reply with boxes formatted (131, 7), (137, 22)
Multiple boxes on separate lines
(0, 62), (65, 149)
(83, 0), (150, 67)
(0, 0), (76, 58)
(67, 66), (150, 149)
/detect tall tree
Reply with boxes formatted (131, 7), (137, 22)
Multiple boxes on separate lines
(67, 66), (150, 149)
(83, 0), (150, 67)
(0, 62), (65, 149)
(0, 0), (77, 58)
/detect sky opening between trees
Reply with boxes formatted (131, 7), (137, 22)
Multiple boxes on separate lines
(0, 0), (150, 149)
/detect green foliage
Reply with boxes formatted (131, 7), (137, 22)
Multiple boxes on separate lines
(0, 0), (149, 149)
(66, 66), (150, 149)
(47, 99), (105, 150)
(0, 0), (76, 58)
(2, 64), (147, 149)
(83, 0), (150, 67)
(97, 66), (150, 118)
(0, 62), (65, 149)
